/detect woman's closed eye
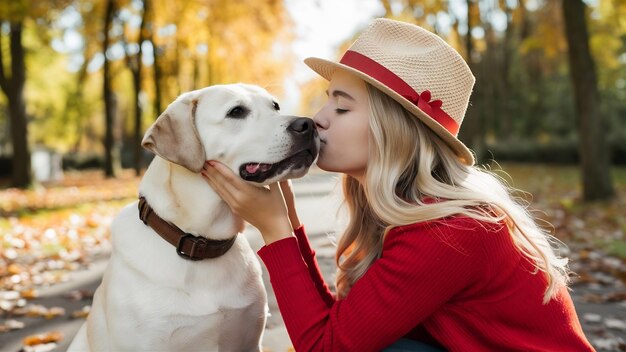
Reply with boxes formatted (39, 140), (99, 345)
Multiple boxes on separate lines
(335, 108), (349, 114)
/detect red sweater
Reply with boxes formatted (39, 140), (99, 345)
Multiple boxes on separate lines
(257, 216), (594, 352)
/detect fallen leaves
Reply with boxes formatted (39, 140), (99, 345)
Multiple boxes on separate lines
(23, 305), (66, 319)
(0, 165), (625, 351)
(0, 170), (139, 351)
(0, 208), (114, 292)
(64, 289), (94, 301)
(0, 170), (139, 216)
(0, 292), (88, 323)
(71, 305), (91, 319)
(605, 318), (626, 332)
(0, 172), (138, 301)
(491, 164), (626, 351)
(22, 331), (64, 352)
(591, 337), (626, 352)
(0, 319), (25, 332)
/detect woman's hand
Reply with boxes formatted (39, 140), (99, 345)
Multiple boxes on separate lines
(279, 180), (301, 229)
(201, 160), (293, 245)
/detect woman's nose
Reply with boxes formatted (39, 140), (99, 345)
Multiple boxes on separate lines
(312, 109), (328, 130)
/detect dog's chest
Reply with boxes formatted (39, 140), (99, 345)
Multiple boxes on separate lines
(106, 203), (264, 310)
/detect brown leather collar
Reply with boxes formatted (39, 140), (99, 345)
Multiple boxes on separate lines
(138, 196), (237, 260)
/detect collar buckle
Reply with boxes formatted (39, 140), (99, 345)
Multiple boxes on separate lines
(176, 233), (208, 261)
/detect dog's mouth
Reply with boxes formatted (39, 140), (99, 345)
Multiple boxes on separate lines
(239, 148), (316, 183)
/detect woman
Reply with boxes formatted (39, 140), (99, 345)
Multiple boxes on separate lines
(202, 18), (593, 351)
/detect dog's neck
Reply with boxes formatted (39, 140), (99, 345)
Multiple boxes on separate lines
(138, 157), (239, 240)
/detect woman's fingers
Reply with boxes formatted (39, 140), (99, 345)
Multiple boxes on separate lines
(279, 180), (294, 200)
(278, 180), (300, 229)
(279, 180), (292, 190)
(268, 182), (286, 204)
(201, 161), (239, 205)
(268, 181), (281, 193)
(204, 161), (238, 183)
(200, 160), (294, 244)
(201, 160), (268, 211)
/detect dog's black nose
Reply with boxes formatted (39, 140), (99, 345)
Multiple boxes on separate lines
(288, 118), (315, 135)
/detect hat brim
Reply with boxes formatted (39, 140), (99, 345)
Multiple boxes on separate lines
(304, 57), (475, 166)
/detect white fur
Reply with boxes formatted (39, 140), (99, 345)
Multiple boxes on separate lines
(68, 84), (318, 352)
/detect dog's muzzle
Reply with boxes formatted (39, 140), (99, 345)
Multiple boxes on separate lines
(239, 117), (319, 183)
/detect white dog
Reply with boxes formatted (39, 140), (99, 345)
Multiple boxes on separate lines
(67, 84), (319, 351)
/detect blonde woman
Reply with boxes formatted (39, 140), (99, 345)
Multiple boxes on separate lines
(202, 19), (593, 351)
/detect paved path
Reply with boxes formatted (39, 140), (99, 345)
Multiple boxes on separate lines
(2, 172), (626, 351)
(1, 172), (341, 352)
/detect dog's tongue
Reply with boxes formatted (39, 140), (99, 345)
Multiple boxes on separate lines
(246, 163), (272, 174)
(246, 164), (260, 174)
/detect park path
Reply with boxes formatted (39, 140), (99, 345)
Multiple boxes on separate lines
(2, 172), (626, 351)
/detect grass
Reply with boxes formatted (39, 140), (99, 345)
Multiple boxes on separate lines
(493, 163), (626, 258)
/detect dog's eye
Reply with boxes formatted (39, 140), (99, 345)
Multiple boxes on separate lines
(227, 106), (249, 119)
(273, 101), (280, 111)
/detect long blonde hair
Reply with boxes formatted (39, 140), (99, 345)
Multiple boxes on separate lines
(335, 83), (569, 303)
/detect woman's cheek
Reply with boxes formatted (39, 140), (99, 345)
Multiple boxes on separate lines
(315, 146), (335, 172)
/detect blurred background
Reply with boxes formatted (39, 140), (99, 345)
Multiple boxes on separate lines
(1, 0), (626, 351)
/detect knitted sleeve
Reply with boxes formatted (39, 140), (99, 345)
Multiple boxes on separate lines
(293, 225), (335, 307)
(258, 219), (485, 351)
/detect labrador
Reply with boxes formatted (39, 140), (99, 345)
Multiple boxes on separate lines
(67, 84), (319, 351)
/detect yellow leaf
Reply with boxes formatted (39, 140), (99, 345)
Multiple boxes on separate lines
(22, 331), (64, 346)
(20, 289), (38, 299)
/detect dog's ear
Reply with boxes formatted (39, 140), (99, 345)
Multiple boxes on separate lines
(142, 95), (206, 172)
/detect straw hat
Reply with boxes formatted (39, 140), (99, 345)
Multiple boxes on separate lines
(305, 18), (476, 165)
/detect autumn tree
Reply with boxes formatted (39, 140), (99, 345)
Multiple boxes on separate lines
(118, 0), (294, 171)
(458, 0), (485, 162)
(0, 21), (28, 188)
(0, 0), (70, 188)
(122, 0), (148, 176)
(562, 0), (614, 201)
(103, 0), (117, 177)
(377, 0), (487, 161)
(146, 0), (162, 117)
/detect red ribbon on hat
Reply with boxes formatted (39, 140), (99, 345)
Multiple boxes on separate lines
(339, 50), (459, 136)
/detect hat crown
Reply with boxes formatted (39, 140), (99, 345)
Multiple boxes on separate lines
(348, 18), (475, 126)
(303, 18), (477, 165)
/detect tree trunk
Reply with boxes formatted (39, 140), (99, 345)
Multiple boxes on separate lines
(458, 0), (484, 163)
(103, 0), (117, 177)
(146, 0), (162, 117)
(67, 51), (89, 152)
(152, 41), (162, 116)
(517, 0), (533, 137)
(562, 0), (614, 201)
(500, 2), (514, 140)
(465, 0), (474, 62)
(0, 22), (31, 188)
(483, 17), (497, 148)
(130, 0), (147, 176)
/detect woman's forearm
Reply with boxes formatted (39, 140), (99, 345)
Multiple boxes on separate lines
(258, 216), (295, 245)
